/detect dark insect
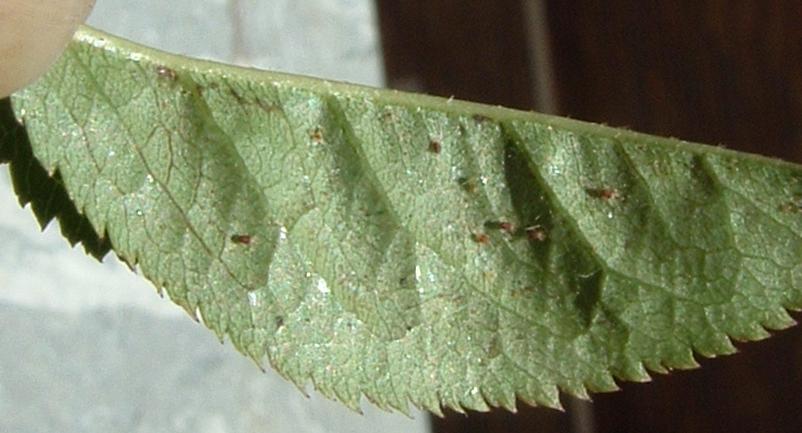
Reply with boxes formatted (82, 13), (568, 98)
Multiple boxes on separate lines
(429, 139), (442, 154)
(231, 234), (253, 245)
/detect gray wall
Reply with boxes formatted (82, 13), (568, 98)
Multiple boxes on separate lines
(0, 1), (429, 432)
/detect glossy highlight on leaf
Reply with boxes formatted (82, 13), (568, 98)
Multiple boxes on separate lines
(5, 26), (802, 414)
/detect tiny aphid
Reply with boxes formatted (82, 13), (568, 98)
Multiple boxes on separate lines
(599, 188), (620, 200)
(486, 335), (502, 358)
(156, 65), (177, 81)
(309, 127), (324, 143)
(472, 232), (491, 244)
(472, 114), (491, 123)
(459, 177), (478, 193)
(525, 225), (547, 242)
(779, 197), (802, 214)
(511, 285), (536, 298)
(485, 220), (515, 234)
(587, 186), (621, 201)
(231, 234), (253, 245)
(498, 222), (515, 233)
(780, 202), (797, 213)
(429, 139), (442, 154)
(229, 88), (245, 103)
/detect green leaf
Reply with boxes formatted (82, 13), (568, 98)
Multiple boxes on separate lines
(5, 26), (802, 414)
(0, 99), (110, 258)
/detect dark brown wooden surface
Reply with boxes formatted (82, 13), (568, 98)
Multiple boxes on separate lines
(376, 0), (536, 110)
(547, 1), (802, 161)
(377, 1), (802, 432)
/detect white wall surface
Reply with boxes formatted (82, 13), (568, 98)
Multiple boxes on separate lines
(0, 1), (429, 432)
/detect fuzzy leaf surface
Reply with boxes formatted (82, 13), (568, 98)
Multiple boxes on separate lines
(7, 27), (802, 414)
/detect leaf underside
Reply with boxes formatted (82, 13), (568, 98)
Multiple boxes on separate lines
(0, 100), (110, 258)
(5, 26), (802, 415)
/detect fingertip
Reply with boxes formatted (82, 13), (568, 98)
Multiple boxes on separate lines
(0, 0), (96, 98)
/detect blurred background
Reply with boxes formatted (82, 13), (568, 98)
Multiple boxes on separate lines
(2, 1), (802, 432)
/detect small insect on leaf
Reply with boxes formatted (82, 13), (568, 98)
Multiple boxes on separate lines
(429, 139), (441, 154)
(511, 285), (536, 299)
(230, 234), (253, 245)
(156, 65), (177, 81)
(484, 220), (515, 234)
(779, 197), (802, 214)
(472, 114), (491, 123)
(586, 186), (621, 201)
(459, 177), (478, 193)
(472, 232), (491, 244)
(525, 225), (547, 242)
(309, 127), (324, 143)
